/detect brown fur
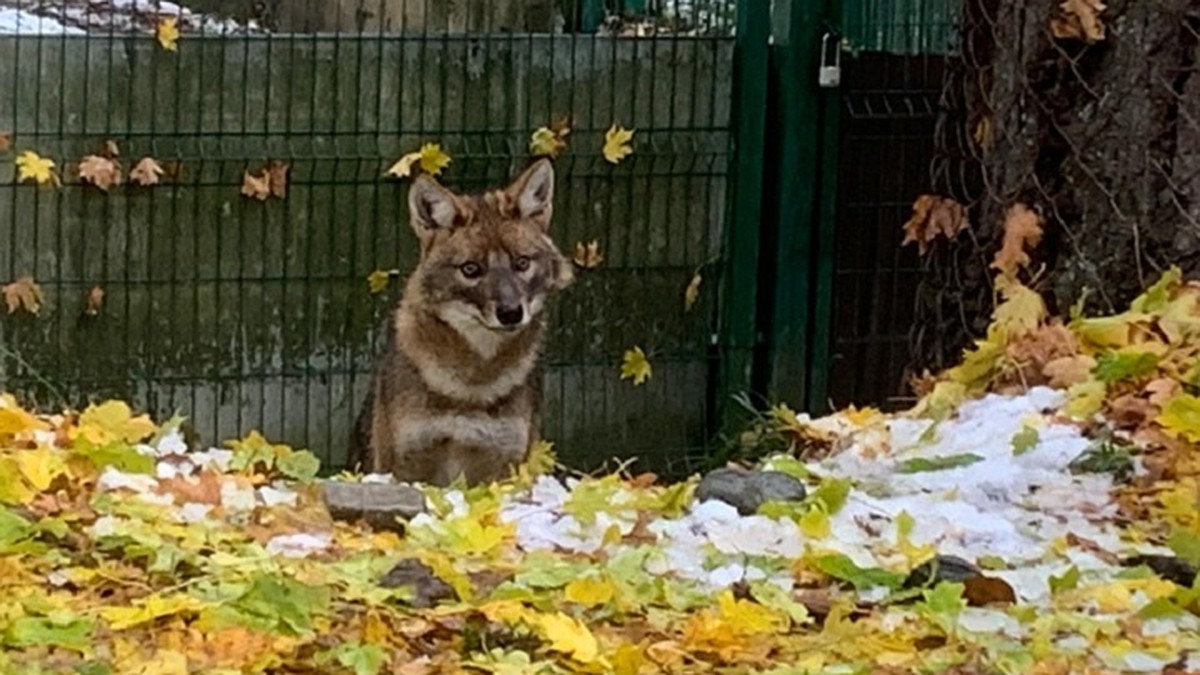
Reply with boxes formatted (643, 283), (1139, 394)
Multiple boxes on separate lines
(351, 160), (572, 486)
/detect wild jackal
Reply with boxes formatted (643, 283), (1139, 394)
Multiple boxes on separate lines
(352, 159), (573, 486)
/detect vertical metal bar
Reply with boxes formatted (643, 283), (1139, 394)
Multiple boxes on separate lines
(715, 0), (769, 432)
(806, 0), (844, 414)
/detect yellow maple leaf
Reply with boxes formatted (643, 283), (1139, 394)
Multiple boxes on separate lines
(15, 150), (57, 186)
(537, 612), (599, 663)
(387, 144), (451, 178)
(130, 649), (189, 675)
(0, 456), (37, 505)
(73, 400), (157, 446)
(0, 396), (49, 440)
(529, 126), (568, 157)
(367, 269), (397, 294)
(620, 347), (652, 386)
(1064, 379), (1106, 420)
(602, 124), (635, 164)
(156, 18), (180, 52)
(1158, 394), (1200, 443)
(14, 449), (68, 492)
(101, 593), (207, 630)
(991, 276), (1046, 339)
(564, 576), (615, 606)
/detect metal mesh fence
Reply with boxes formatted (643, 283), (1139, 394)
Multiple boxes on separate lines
(917, 0), (1200, 373)
(0, 0), (740, 476)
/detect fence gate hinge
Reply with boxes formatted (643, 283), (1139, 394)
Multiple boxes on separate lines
(818, 32), (843, 89)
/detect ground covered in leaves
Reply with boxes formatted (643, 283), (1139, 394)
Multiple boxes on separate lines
(1, 267), (1200, 674)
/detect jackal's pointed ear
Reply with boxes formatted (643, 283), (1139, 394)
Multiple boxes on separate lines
(506, 159), (555, 230)
(408, 175), (462, 237)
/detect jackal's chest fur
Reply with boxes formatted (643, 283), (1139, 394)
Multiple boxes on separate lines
(358, 308), (542, 486)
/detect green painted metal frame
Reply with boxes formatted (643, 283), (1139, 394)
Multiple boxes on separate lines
(756, 0), (842, 415)
(715, 0), (770, 432)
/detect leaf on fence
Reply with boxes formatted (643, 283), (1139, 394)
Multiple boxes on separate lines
(367, 269), (397, 294)
(267, 161), (289, 199)
(84, 286), (105, 317)
(572, 241), (604, 269)
(1051, 0), (1106, 44)
(0, 132), (11, 153)
(684, 272), (703, 312)
(530, 127), (568, 158)
(130, 158), (165, 186)
(78, 155), (123, 192)
(3, 277), (44, 315)
(15, 151), (57, 186)
(991, 203), (1043, 278)
(156, 17), (180, 51)
(103, 140), (120, 157)
(620, 347), (652, 386)
(901, 195), (968, 255)
(387, 144), (451, 179)
(241, 170), (271, 200)
(603, 125), (635, 165)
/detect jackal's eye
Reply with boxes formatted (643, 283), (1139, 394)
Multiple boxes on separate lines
(513, 255), (531, 272)
(460, 261), (483, 279)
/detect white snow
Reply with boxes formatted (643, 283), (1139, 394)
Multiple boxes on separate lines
(0, 6), (84, 34)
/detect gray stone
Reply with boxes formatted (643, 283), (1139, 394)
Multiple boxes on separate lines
(321, 481), (427, 532)
(378, 558), (454, 608)
(695, 468), (807, 516)
(904, 555), (981, 588)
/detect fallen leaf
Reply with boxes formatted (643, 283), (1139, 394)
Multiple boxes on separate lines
(684, 272), (703, 311)
(620, 347), (652, 386)
(78, 154), (122, 191)
(267, 161), (289, 199)
(103, 139), (120, 157)
(241, 170), (271, 201)
(156, 17), (180, 51)
(1158, 394), (1200, 443)
(1066, 533), (1120, 565)
(367, 269), (397, 294)
(1051, 0), (1106, 43)
(992, 276), (1046, 338)
(2, 276), (44, 314)
(572, 241), (604, 269)
(901, 194), (968, 254)
(603, 124), (635, 165)
(15, 150), (57, 186)
(129, 157), (165, 186)
(991, 203), (1043, 278)
(529, 127), (568, 158)
(84, 286), (105, 316)
(0, 132), (11, 153)
(962, 576), (1016, 606)
(386, 153), (421, 178)
(1143, 378), (1180, 408)
(537, 612), (599, 663)
(564, 576), (615, 606)
(1043, 355), (1097, 388)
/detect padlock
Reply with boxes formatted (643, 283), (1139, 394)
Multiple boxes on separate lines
(818, 32), (842, 88)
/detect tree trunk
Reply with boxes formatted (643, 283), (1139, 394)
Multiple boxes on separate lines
(914, 0), (1200, 374)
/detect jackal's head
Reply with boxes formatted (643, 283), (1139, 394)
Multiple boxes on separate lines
(405, 159), (573, 340)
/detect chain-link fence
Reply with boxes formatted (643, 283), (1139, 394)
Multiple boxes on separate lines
(0, 0), (745, 476)
(916, 0), (1200, 373)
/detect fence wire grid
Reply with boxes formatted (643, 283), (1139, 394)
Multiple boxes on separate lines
(0, 0), (741, 476)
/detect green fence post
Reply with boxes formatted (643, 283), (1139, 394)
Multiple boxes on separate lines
(716, 0), (771, 433)
(807, 1), (844, 414)
(759, 0), (841, 414)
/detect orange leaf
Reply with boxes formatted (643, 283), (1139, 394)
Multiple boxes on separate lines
(991, 203), (1043, 277)
(572, 241), (604, 269)
(84, 286), (105, 316)
(1051, 0), (1106, 43)
(77, 154), (122, 192)
(2, 276), (44, 315)
(241, 170), (271, 201)
(901, 194), (968, 255)
(0, 132), (11, 153)
(129, 157), (165, 186)
(267, 161), (289, 199)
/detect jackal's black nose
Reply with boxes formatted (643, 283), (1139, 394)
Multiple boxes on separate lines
(496, 304), (524, 327)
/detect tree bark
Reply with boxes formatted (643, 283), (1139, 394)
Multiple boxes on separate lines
(915, 0), (1200, 374)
